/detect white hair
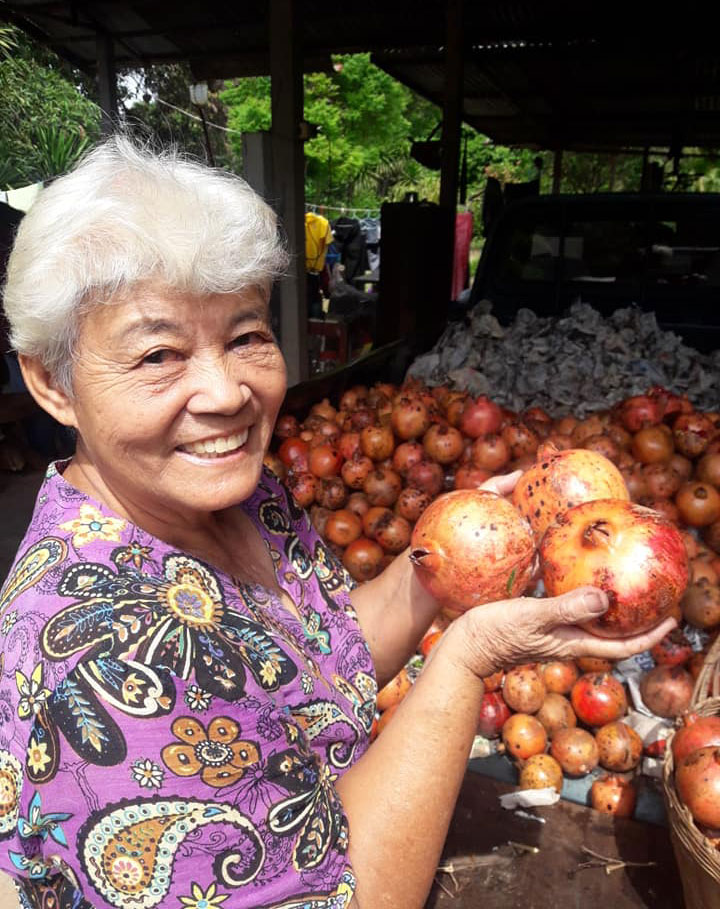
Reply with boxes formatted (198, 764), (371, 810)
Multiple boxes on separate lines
(3, 135), (289, 393)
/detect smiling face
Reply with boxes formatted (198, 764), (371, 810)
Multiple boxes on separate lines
(42, 284), (287, 528)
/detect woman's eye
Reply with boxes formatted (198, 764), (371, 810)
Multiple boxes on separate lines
(141, 349), (180, 365)
(229, 332), (265, 349)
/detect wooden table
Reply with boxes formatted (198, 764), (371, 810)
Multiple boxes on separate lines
(425, 773), (684, 908)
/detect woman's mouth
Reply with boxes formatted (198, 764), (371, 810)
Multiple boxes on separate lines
(178, 428), (249, 458)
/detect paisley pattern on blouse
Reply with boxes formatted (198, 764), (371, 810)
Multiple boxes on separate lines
(0, 464), (375, 908)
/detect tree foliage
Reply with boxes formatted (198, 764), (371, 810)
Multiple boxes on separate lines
(0, 26), (100, 188)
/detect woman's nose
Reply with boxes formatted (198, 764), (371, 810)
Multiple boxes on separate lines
(185, 355), (251, 414)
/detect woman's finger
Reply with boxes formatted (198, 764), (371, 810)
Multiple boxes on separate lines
(480, 469), (523, 497)
(533, 586), (609, 632)
(560, 614), (679, 661)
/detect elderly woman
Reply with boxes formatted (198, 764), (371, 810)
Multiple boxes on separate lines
(0, 139), (673, 909)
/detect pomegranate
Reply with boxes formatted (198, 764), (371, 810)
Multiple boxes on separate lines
(577, 656), (614, 674)
(511, 443), (629, 541)
(539, 499), (689, 638)
(278, 436), (310, 471)
(673, 412), (715, 459)
(481, 669), (504, 692)
(394, 487), (432, 523)
(471, 434), (511, 472)
(410, 489), (536, 613)
(501, 713), (547, 761)
(341, 452), (374, 489)
(535, 693), (577, 738)
(325, 509), (363, 547)
(639, 665), (694, 718)
(391, 397), (430, 440)
(590, 775), (637, 817)
(422, 423), (465, 465)
(392, 441), (425, 476)
(519, 754), (564, 793)
(360, 424), (395, 461)
(274, 413), (300, 440)
(672, 714), (720, 765)
(363, 467), (403, 507)
(502, 666), (546, 714)
(631, 425), (674, 464)
(374, 513), (412, 555)
(595, 721), (643, 772)
(675, 747), (720, 828)
(477, 691), (512, 739)
(453, 465), (492, 490)
(676, 482), (720, 528)
(286, 471), (318, 507)
(550, 727), (599, 776)
(376, 667), (411, 712)
(406, 460), (445, 497)
(681, 580), (720, 629)
(342, 537), (384, 582)
(650, 628), (693, 667)
(538, 660), (579, 695)
(459, 396), (503, 438)
(617, 395), (662, 432)
(570, 673), (627, 727)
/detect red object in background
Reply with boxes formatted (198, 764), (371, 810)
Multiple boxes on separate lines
(452, 211), (473, 300)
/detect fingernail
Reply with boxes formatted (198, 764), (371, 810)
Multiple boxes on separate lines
(584, 591), (608, 613)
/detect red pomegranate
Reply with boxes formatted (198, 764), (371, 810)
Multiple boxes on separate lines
(410, 489), (536, 614)
(550, 727), (599, 776)
(511, 443), (629, 541)
(501, 713), (547, 761)
(675, 747), (720, 828)
(539, 498), (689, 638)
(595, 721), (643, 772)
(672, 714), (720, 765)
(477, 691), (512, 739)
(570, 673), (628, 727)
(590, 775), (637, 817)
(650, 628), (693, 667)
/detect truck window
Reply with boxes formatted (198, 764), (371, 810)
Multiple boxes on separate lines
(561, 219), (646, 284)
(496, 210), (561, 283)
(644, 214), (720, 286)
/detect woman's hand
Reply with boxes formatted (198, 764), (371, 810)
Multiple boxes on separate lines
(439, 585), (677, 678)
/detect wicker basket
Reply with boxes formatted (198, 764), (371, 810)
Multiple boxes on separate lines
(662, 633), (720, 909)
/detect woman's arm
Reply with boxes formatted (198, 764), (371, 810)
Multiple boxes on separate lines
(349, 472), (522, 688)
(338, 588), (676, 909)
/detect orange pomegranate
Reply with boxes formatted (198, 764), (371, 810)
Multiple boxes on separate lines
(410, 489), (536, 615)
(511, 443), (629, 540)
(540, 498), (689, 638)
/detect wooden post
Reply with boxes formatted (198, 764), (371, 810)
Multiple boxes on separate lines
(96, 33), (118, 136)
(439, 0), (464, 214)
(552, 148), (563, 193)
(270, 0), (308, 386)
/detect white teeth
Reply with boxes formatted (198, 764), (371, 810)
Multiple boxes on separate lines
(181, 429), (249, 457)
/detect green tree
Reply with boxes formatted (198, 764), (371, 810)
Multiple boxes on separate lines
(0, 26), (100, 187)
(220, 54), (441, 206)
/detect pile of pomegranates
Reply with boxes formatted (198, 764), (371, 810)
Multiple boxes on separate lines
(669, 712), (720, 844)
(269, 379), (720, 819)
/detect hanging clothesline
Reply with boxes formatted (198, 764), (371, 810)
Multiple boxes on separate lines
(305, 201), (381, 218)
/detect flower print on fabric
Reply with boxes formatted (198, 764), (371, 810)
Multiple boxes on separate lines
(59, 504), (126, 549)
(0, 465), (374, 908)
(77, 797), (265, 907)
(0, 751), (23, 841)
(179, 881), (230, 909)
(41, 551), (299, 702)
(130, 759), (164, 789)
(161, 716), (260, 789)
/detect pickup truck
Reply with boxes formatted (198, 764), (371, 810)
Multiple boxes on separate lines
(467, 192), (720, 353)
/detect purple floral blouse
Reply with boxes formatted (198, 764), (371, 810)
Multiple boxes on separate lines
(0, 462), (376, 909)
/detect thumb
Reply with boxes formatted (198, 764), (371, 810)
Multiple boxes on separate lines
(539, 586), (609, 631)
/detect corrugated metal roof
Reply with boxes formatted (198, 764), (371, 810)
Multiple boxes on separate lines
(2, 0), (719, 151)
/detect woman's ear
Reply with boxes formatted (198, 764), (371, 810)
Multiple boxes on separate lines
(18, 356), (78, 429)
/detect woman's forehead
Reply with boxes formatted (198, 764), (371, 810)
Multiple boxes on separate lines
(84, 285), (271, 339)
